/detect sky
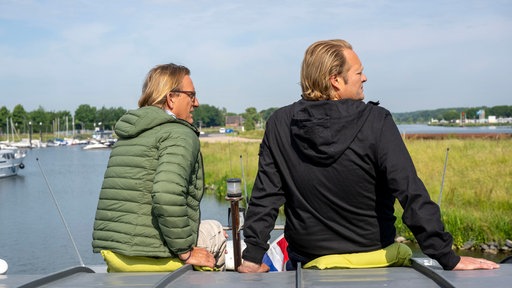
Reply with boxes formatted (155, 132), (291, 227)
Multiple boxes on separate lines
(1, 0), (511, 114)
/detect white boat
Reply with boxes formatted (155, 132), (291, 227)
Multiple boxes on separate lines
(82, 142), (110, 150)
(0, 147), (27, 178)
(7, 140), (31, 148)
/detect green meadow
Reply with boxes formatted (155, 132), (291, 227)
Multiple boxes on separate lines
(201, 140), (260, 198)
(201, 137), (512, 248)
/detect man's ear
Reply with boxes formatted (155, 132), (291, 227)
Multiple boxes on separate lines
(166, 94), (174, 110)
(330, 75), (344, 91)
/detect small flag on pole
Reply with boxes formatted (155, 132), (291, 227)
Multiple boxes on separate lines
(262, 234), (289, 272)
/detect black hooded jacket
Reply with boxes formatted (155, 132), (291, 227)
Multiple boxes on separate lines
(242, 99), (460, 270)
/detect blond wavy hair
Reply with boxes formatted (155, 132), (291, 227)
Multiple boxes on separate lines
(300, 39), (353, 101)
(138, 64), (190, 108)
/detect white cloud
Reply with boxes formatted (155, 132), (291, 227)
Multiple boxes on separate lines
(0, 0), (511, 113)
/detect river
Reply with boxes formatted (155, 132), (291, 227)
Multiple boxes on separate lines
(397, 124), (512, 134)
(0, 125), (510, 275)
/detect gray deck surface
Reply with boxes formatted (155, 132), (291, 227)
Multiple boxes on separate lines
(426, 266), (512, 288)
(0, 258), (510, 288)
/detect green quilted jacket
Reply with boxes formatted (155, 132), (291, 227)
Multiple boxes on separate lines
(92, 106), (204, 258)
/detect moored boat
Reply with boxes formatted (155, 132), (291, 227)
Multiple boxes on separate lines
(82, 142), (111, 150)
(0, 147), (27, 178)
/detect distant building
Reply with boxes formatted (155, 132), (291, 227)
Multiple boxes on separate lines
(225, 116), (244, 128)
(476, 109), (486, 123)
(497, 117), (512, 123)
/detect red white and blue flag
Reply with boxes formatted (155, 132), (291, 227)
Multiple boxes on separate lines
(262, 234), (289, 272)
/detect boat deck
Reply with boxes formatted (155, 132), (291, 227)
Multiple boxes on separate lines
(1, 258), (510, 288)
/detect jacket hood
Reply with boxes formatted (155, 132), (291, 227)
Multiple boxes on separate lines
(114, 106), (198, 139)
(290, 99), (375, 165)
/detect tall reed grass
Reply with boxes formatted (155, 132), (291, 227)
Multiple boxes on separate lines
(395, 138), (512, 247)
(201, 141), (260, 200)
(201, 138), (512, 246)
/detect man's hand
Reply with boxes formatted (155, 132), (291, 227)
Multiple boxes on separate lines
(453, 256), (500, 270)
(180, 247), (215, 268)
(238, 260), (270, 273)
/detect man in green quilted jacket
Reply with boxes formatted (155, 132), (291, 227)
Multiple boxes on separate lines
(92, 63), (226, 271)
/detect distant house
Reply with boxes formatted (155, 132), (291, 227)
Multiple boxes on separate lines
(225, 116), (244, 128)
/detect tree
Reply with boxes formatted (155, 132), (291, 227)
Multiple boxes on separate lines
(243, 107), (259, 131)
(260, 107), (278, 121)
(74, 104), (97, 130)
(465, 107), (479, 120)
(489, 105), (512, 118)
(111, 107), (128, 128)
(28, 106), (48, 133)
(0, 106), (10, 134)
(192, 104), (224, 127)
(12, 104), (27, 133)
(442, 110), (459, 122)
(94, 106), (127, 130)
(96, 106), (110, 130)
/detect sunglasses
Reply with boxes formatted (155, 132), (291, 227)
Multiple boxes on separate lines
(171, 90), (196, 101)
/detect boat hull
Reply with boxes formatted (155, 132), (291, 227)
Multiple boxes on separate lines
(0, 149), (26, 178)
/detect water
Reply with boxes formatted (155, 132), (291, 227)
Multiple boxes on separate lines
(397, 124), (512, 134)
(0, 145), (242, 275)
(1, 125), (510, 275)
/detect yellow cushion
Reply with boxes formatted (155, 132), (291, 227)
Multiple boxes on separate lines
(303, 243), (412, 270)
(100, 250), (184, 272)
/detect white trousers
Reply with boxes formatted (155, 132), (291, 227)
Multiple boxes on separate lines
(197, 220), (227, 271)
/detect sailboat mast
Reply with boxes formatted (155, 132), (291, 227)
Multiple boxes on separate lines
(6, 117), (9, 143)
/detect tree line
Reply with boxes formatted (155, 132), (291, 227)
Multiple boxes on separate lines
(3, 103), (509, 136)
(0, 104), (127, 135)
(0, 103), (279, 135)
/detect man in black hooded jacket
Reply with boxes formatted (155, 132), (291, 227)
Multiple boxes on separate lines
(238, 39), (499, 272)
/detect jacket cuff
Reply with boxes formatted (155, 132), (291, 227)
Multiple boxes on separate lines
(438, 251), (461, 270)
(241, 243), (267, 264)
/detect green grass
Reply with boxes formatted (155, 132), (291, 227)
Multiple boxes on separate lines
(202, 138), (512, 247)
(238, 130), (265, 139)
(395, 138), (512, 247)
(201, 141), (260, 200)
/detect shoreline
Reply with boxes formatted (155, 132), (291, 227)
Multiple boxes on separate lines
(401, 133), (512, 140)
(198, 133), (512, 142)
(199, 135), (261, 143)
